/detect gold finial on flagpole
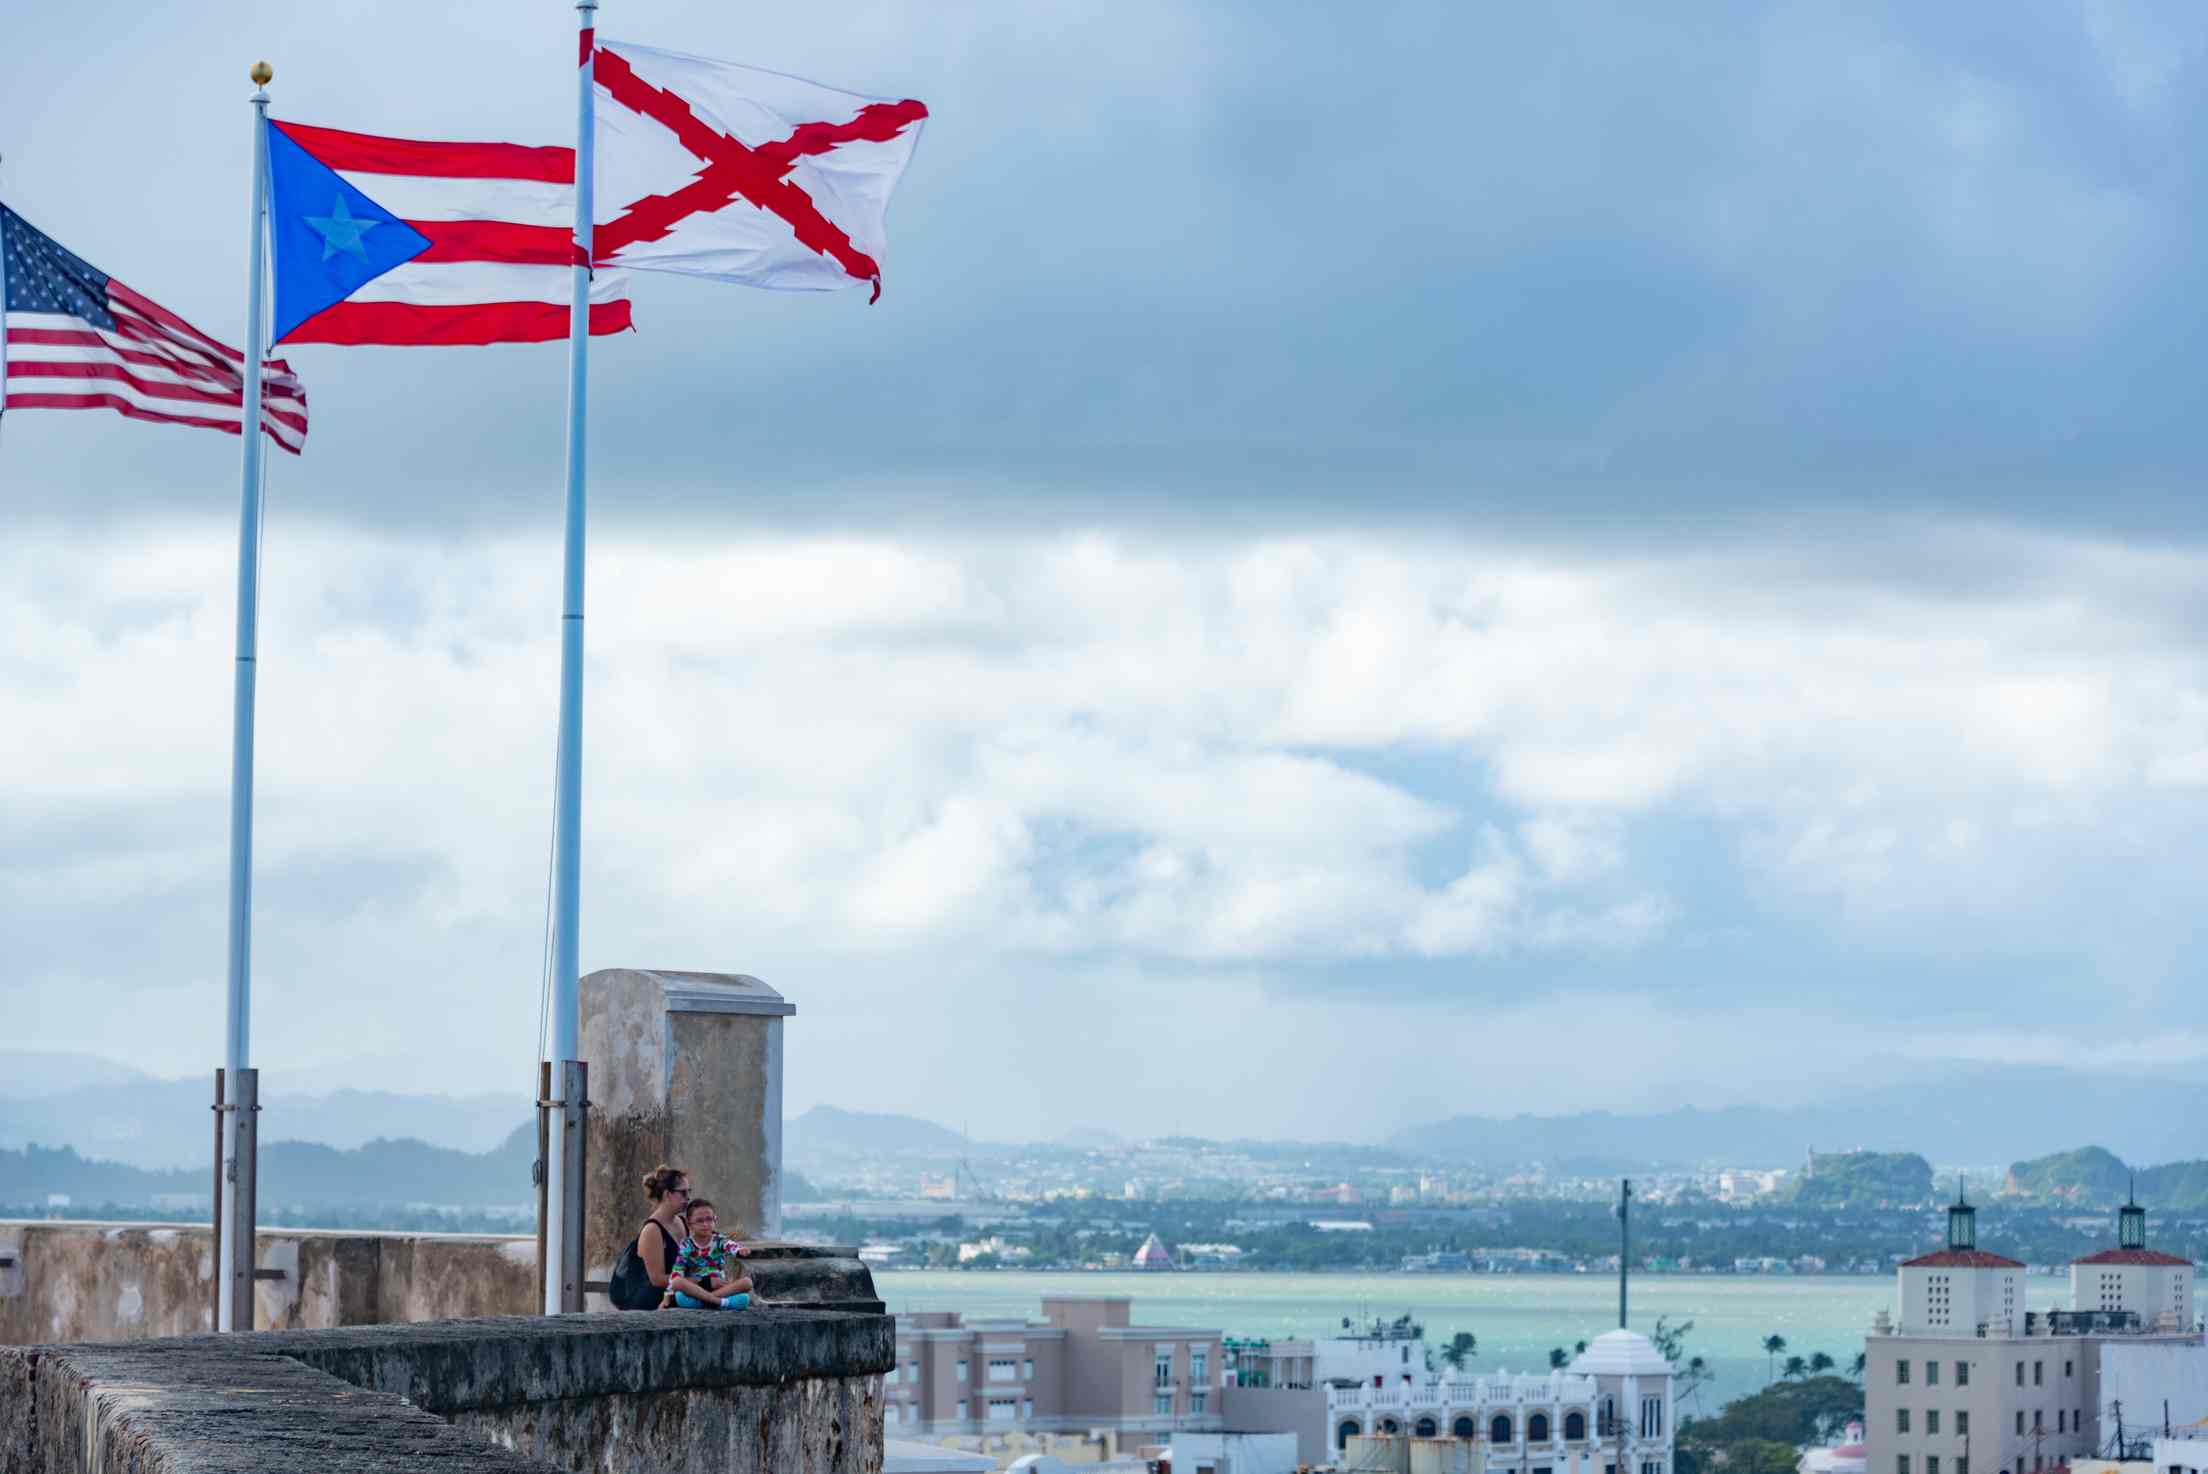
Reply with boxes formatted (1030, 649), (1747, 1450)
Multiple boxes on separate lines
(250, 61), (273, 86)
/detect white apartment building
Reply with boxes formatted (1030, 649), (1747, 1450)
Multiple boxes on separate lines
(1865, 1194), (2202, 1474)
(1325, 1329), (1678, 1471)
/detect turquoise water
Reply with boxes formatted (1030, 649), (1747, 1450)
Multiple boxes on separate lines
(875, 1271), (2080, 1412)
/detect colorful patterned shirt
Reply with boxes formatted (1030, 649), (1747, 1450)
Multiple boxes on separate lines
(673, 1231), (735, 1288)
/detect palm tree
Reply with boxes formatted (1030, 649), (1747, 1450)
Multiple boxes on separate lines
(1439, 1333), (1479, 1373)
(1850, 1351), (1867, 1381)
(1783, 1355), (1808, 1381)
(1684, 1356), (1710, 1414)
(1550, 1347), (1570, 1370)
(1809, 1352), (1835, 1377)
(1763, 1334), (1787, 1383)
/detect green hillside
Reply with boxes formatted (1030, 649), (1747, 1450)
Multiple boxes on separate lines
(2006, 1147), (2208, 1211)
(1788, 1150), (1934, 1206)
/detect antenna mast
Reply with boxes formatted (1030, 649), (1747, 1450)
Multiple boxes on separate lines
(1619, 1178), (1632, 1329)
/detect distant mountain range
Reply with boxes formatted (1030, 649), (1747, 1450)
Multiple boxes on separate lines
(787, 1105), (970, 1159)
(1387, 1068), (2208, 1169)
(0, 1053), (528, 1168)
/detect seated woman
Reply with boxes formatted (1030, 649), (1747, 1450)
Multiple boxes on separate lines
(628, 1163), (693, 1308)
(664, 1196), (753, 1309)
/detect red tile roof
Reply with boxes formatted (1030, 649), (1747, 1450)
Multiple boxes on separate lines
(1901, 1249), (2025, 1269)
(2072, 1247), (2193, 1267)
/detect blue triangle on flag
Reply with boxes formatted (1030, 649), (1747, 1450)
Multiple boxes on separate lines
(266, 121), (431, 343)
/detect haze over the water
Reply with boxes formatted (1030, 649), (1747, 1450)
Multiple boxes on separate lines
(8, 1), (2208, 1140)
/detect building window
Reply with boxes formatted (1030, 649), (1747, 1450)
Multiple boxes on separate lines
(2033, 1362), (2043, 1387)
(1155, 1393), (1172, 1417)
(1024, 1359), (1034, 1380)
(1928, 1361), (1941, 1386)
(1493, 1416), (1516, 1445)
(1642, 1463), (1661, 1474)
(1643, 1398), (1664, 1439)
(1957, 1412), (1969, 1436)
(1021, 1399), (1032, 1419)
(1192, 1348), (1209, 1384)
(2062, 1361), (2072, 1379)
(1956, 1363), (1969, 1387)
(988, 1359), (1018, 1383)
(2015, 1413), (2024, 1436)
(986, 1398), (1017, 1422)
(1898, 1361), (1911, 1385)
(1957, 1460), (1968, 1474)
(1928, 1460), (1940, 1474)
(1898, 1411), (1911, 1435)
(1898, 1458), (1911, 1474)
(1339, 1420), (1363, 1449)
(886, 1365), (899, 1386)
(1927, 1412), (1940, 1436)
(1455, 1417), (1478, 1439)
(1531, 1414), (1552, 1443)
(1192, 1391), (1208, 1416)
(1155, 1352), (1173, 1388)
(956, 1360), (968, 1382)
(1566, 1412), (1588, 1441)
(2014, 1363), (2024, 1388)
(1416, 1418), (1439, 1439)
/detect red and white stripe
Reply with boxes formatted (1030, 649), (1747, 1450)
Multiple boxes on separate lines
(273, 122), (632, 346)
(4, 280), (308, 453)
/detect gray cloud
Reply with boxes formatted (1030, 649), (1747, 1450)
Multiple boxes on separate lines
(11, 2), (2208, 533)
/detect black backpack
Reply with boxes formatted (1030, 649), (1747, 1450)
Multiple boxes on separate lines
(609, 1220), (679, 1310)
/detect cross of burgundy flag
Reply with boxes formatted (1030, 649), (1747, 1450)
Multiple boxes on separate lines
(591, 41), (929, 302)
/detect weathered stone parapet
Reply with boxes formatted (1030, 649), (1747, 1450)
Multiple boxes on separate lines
(3, 1306), (891, 1474)
(0, 1221), (880, 1345)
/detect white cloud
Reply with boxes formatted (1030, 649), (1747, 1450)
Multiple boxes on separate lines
(7, 515), (2208, 1127)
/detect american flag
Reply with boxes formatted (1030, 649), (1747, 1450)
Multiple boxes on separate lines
(1, 203), (308, 452)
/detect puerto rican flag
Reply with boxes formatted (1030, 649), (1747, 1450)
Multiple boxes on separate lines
(591, 41), (928, 302)
(266, 121), (633, 346)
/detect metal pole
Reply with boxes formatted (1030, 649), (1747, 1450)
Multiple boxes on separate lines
(1619, 1178), (1631, 1330)
(558, 1060), (588, 1311)
(219, 67), (272, 1334)
(534, 1059), (551, 1295)
(210, 1068), (225, 1328)
(1, 155), (12, 445)
(544, 0), (595, 1315)
(227, 1068), (260, 1330)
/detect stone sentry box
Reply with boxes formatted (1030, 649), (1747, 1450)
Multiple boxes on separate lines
(581, 969), (794, 1295)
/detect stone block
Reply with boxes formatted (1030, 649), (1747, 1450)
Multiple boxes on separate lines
(580, 968), (794, 1281)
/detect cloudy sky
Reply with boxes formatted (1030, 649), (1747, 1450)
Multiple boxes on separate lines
(7, 1), (2208, 1144)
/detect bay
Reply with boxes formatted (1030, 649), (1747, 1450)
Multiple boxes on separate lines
(875, 1270), (2083, 1414)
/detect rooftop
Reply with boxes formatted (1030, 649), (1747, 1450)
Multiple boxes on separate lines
(1900, 1249), (2024, 1269)
(2072, 1247), (2193, 1267)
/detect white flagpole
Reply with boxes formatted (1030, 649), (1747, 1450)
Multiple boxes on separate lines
(219, 60), (274, 1335)
(544, 0), (595, 1317)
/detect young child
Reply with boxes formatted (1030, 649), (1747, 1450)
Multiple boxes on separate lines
(665, 1198), (754, 1309)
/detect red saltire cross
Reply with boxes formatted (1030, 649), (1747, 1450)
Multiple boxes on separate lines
(591, 45), (929, 303)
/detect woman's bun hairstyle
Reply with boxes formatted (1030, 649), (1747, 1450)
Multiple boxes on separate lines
(642, 1164), (687, 1200)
